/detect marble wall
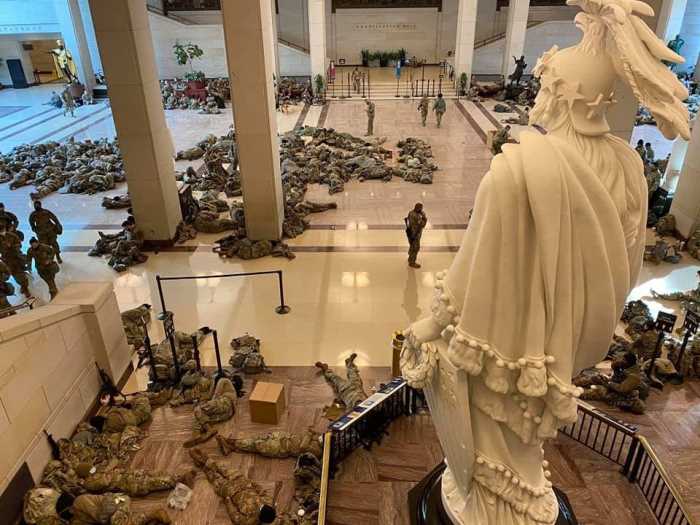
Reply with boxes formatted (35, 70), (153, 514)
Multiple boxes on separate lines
(280, 41), (311, 76)
(0, 282), (131, 496)
(679, 0), (700, 73)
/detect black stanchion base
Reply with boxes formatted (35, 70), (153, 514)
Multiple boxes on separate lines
(275, 305), (291, 314)
(408, 463), (579, 525)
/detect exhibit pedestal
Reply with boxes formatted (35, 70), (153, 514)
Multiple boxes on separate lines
(408, 463), (579, 525)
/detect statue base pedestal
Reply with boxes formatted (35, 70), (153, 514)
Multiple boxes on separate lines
(408, 463), (579, 525)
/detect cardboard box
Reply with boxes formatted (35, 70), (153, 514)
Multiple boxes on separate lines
(249, 381), (286, 424)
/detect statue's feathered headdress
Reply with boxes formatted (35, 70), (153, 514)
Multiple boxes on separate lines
(567, 0), (690, 140)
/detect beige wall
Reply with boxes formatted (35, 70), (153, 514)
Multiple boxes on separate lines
(0, 282), (131, 495)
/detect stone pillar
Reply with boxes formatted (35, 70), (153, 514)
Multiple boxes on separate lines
(670, 119), (700, 237)
(656, 0), (688, 42)
(55, 0), (95, 90)
(89, 0), (182, 242)
(271, 0), (281, 79)
(221, 0), (285, 240)
(308, 0), (327, 88)
(607, 82), (638, 143)
(454, 0), (479, 90)
(662, 136), (688, 193)
(501, 0), (530, 79)
(78, 0), (103, 75)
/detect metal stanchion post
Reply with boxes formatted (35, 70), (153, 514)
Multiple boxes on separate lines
(676, 310), (698, 376)
(647, 311), (677, 382)
(212, 330), (225, 383)
(276, 270), (291, 314)
(192, 334), (201, 371)
(143, 330), (157, 386)
(158, 310), (181, 382)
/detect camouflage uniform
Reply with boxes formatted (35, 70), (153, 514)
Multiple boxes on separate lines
(184, 378), (238, 447)
(433, 96), (446, 128)
(29, 204), (63, 263)
(0, 229), (30, 295)
(492, 127), (511, 155)
(80, 468), (190, 497)
(71, 493), (170, 525)
(0, 260), (16, 317)
(97, 395), (152, 434)
(417, 97), (429, 127)
(365, 101), (375, 136)
(170, 360), (214, 407)
(27, 241), (60, 299)
(315, 353), (367, 409)
(406, 207), (427, 267)
(120, 304), (152, 349)
(22, 487), (64, 525)
(217, 428), (322, 459)
(189, 448), (276, 525)
(652, 283), (700, 307)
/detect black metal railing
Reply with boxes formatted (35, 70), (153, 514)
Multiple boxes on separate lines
(0, 297), (37, 318)
(327, 378), (421, 473)
(624, 436), (696, 525)
(562, 401), (695, 525)
(560, 400), (637, 467)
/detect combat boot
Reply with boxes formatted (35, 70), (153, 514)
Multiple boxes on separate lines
(215, 434), (235, 456)
(183, 426), (218, 448)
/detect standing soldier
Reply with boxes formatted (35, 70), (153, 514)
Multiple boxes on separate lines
(29, 200), (63, 263)
(27, 237), (60, 299)
(351, 67), (362, 94)
(0, 224), (30, 296)
(417, 95), (429, 127)
(0, 202), (19, 231)
(365, 99), (375, 136)
(645, 142), (655, 163)
(0, 260), (16, 317)
(433, 93), (447, 128)
(405, 202), (427, 269)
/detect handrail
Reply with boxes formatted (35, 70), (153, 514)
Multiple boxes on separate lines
(0, 297), (37, 318)
(475, 21), (542, 49)
(627, 436), (696, 525)
(317, 432), (333, 525)
(278, 37), (309, 54)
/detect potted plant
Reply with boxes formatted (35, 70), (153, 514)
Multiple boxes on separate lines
(361, 49), (370, 67)
(173, 42), (205, 89)
(379, 51), (389, 68)
(368, 52), (380, 68)
(459, 72), (468, 96)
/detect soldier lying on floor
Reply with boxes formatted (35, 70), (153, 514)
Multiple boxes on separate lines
(184, 378), (239, 447)
(314, 352), (368, 410)
(216, 428), (322, 459)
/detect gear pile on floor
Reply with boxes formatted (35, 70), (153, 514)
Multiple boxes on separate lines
(0, 138), (124, 199)
(160, 78), (230, 112)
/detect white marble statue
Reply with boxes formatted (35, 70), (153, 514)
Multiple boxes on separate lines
(401, 1), (690, 524)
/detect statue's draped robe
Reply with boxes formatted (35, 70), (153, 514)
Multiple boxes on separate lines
(406, 131), (646, 524)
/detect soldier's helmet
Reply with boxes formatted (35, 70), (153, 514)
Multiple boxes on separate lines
(184, 360), (197, 372)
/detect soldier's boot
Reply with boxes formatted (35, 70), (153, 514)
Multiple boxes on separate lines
(188, 447), (208, 467)
(175, 468), (197, 489)
(345, 353), (358, 367)
(147, 388), (173, 407)
(183, 426), (218, 448)
(137, 508), (171, 525)
(216, 434), (236, 456)
(314, 361), (329, 373)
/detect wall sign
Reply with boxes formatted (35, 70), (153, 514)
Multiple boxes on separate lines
(353, 22), (418, 32)
(333, 0), (441, 12)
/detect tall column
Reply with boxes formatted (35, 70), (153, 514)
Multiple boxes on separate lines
(655, 0), (688, 42)
(454, 0), (478, 89)
(501, 0), (530, 79)
(308, 0), (327, 87)
(89, 0), (182, 242)
(670, 119), (699, 237)
(78, 0), (103, 75)
(271, 0), (281, 79)
(55, 0), (95, 90)
(221, 0), (284, 240)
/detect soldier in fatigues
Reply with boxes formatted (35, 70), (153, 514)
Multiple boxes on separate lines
(651, 271), (700, 308)
(314, 352), (367, 409)
(77, 464), (196, 497)
(170, 360), (214, 407)
(0, 225), (30, 296)
(0, 202), (19, 231)
(417, 96), (429, 127)
(189, 448), (277, 525)
(0, 260), (16, 317)
(92, 394), (152, 434)
(29, 200), (63, 263)
(23, 488), (171, 525)
(405, 202), (427, 269)
(365, 100), (375, 136)
(432, 93), (446, 128)
(120, 304), (152, 349)
(184, 378), (238, 448)
(217, 428), (322, 459)
(27, 238), (59, 299)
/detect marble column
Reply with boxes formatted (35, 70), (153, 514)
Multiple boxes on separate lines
(501, 0), (530, 79)
(271, 0), (281, 79)
(454, 0), (478, 89)
(55, 0), (95, 90)
(221, 0), (285, 240)
(655, 0), (688, 42)
(89, 0), (182, 242)
(662, 136), (688, 192)
(670, 119), (699, 237)
(78, 0), (103, 75)
(308, 0), (327, 88)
